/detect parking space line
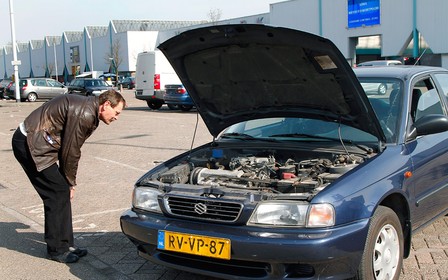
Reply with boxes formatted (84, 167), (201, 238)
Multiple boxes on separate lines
(94, 156), (147, 172)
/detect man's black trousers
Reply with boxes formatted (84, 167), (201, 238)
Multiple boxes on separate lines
(11, 128), (74, 256)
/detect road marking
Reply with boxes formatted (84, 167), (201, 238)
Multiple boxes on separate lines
(94, 156), (148, 172)
(72, 208), (129, 218)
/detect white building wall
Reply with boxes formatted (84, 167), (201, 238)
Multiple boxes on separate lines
(270, 0), (320, 34)
(418, 0), (448, 53)
(31, 44), (46, 77)
(2, 0), (448, 79)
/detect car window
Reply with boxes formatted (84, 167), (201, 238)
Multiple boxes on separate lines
(47, 80), (62, 87)
(222, 117), (378, 143)
(36, 79), (47, 86)
(358, 78), (403, 143)
(433, 73), (448, 103)
(412, 78), (444, 122)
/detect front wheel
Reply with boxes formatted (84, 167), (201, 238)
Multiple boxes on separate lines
(146, 100), (163, 110)
(356, 206), (403, 280)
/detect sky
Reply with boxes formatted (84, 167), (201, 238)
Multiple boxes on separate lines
(0, 0), (282, 47)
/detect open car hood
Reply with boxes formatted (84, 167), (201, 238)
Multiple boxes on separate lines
(158, 24), (385, 142)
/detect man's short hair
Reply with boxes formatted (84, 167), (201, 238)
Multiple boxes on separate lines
(99, 89), (126, 108)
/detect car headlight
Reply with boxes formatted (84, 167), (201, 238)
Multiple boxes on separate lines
(248, 201), (335, 228)
(132, 187), (162, 212)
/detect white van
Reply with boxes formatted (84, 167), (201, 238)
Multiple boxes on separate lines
(134, 51), (181, 109)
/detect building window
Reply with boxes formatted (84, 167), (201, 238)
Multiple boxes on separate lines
(70, 46), (80, 63)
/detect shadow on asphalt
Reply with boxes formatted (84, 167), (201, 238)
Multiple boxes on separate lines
(0, 222), (214, 279)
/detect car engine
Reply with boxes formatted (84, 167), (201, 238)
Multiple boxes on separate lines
(141, 147), (369, 198)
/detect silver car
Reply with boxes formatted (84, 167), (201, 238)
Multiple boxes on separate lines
(8, 78), (68, 102)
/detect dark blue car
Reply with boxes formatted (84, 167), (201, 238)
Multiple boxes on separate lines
(163, 84), (194, 111)
(120, 24), (448, 279)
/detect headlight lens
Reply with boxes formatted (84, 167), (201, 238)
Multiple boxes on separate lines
(132, 187), (162, 212)
(248, 202), (335, 228)
(248, 201), (309, 226)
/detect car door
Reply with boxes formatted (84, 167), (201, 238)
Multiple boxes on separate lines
(34, 79), (49, 98)
(406, 74), (448, 230)
(47, 79), (66, 98)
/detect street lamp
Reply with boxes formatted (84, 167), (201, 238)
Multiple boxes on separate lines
(53, 41), (58, 81)
(9, 0), (20, 102)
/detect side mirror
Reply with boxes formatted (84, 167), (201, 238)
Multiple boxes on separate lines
(408, 114), (448, 140)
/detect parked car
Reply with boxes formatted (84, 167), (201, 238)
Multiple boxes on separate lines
(0, 79), (12, 99)
(6, 78), (67, 102)
(119, 77), (135, 89)
(120, 24), (448, 280)
(357, 60), (402, 67)
(67, 78), (112, 96)
(99, 73), (123, 86)
(163, 84), (194, 111)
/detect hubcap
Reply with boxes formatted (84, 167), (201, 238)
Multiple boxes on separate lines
(373, 224), (399, 280)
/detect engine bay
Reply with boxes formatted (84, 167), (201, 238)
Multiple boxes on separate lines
(141, 146), (373, 199)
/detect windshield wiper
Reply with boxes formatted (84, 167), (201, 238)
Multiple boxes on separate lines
(221, 133), (278, 142)
(221, 132), (256, 140)
(269, 133), (338, 141)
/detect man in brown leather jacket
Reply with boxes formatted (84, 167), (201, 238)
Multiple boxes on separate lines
(11, 89), (126, 263)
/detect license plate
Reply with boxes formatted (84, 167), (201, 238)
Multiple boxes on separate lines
(157, 230), (231, 260)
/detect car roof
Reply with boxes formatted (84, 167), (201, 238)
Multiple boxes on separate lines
(353, 65), (448, 79)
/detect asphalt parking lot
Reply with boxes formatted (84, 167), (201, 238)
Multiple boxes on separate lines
(0, 90), (447, 279)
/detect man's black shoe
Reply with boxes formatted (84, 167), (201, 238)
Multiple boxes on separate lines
(48, 251), (79, 263)
(69, 246), (88, 257)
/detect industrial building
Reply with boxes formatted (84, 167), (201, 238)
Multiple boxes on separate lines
(1, 0), (447, 83)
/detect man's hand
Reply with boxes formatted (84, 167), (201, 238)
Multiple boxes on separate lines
(70, 186), (76, 200)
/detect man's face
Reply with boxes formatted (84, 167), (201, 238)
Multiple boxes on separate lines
(99, 100), (124, 125)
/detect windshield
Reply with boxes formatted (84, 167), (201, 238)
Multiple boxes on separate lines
(359, 78), (403, 143)
(221, 117), (378, 144)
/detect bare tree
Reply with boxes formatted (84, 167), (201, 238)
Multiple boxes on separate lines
(207, 8), (222, 25)
(47, 63), (55, 78)
(104, 39), (123, 85)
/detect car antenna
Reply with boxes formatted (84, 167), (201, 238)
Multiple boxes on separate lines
(413, 47), (428, 66)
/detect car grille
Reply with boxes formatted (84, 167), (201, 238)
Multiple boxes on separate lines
(164, 196), (243, 222)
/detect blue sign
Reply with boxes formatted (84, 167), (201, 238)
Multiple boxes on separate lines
(348, 0), (380, 28)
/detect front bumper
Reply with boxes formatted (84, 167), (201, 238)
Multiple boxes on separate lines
(120, 209), (370, 280)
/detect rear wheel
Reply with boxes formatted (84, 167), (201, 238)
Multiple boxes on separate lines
(146, 100), (163, 110)
(356, 206), (403, 280)
(27, 92), (37, 102)
(180, 105), (193, 111)
(167, 104), (178, 110)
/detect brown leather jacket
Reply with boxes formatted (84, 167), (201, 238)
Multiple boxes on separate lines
(24, 94), (99, 186)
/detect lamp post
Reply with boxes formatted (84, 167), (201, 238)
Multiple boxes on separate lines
(89, 35), (94, 72)
(53, 41), (58, 81)
(9, 0), (20, 102)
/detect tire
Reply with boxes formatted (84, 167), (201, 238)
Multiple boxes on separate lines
(356, 206), (403, 280)
(146, 100), (163, 110)
(127, 84), (131, 89)
(180, 105), (193, 111)
(27, 92), (37, 102)
(167, 104), (178, 110)
(378, 83), (387, 95)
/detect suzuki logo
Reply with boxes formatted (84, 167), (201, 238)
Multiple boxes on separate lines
(194, 203), (207, 215)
